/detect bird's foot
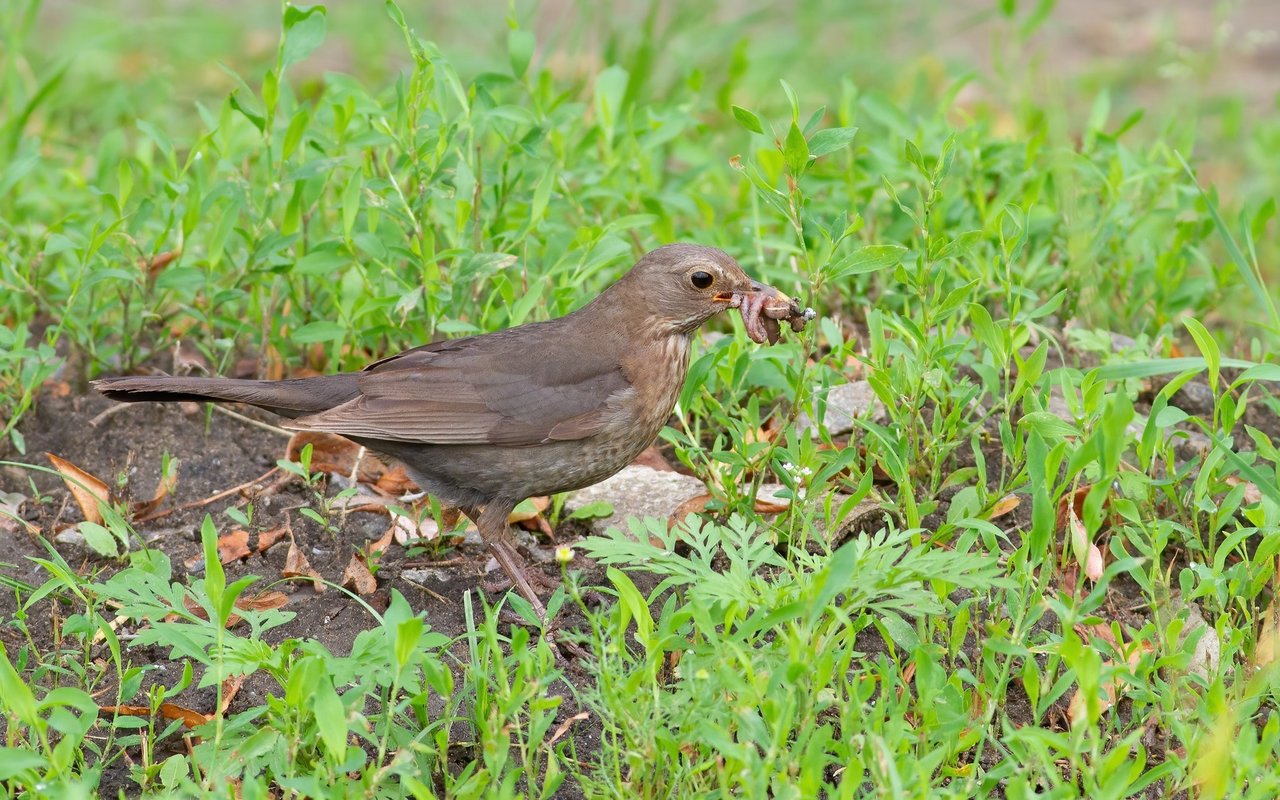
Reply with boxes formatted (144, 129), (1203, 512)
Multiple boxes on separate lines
(482, 565), (562, 596)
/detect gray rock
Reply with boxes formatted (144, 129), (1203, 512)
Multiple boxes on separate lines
(54, 528), (88, 551)
(798, 380), (886, 438)
(1170, 382), (1215, 417)
(401, 568), (458, 586)
(563, 465), (706, 535)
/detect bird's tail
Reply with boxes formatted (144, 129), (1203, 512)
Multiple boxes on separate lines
(93, 374), (360, 419)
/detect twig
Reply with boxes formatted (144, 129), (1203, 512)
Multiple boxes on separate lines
(89, 403), (135, 428)
(133, 466), (286, 523)
(210, 405), (293, 437)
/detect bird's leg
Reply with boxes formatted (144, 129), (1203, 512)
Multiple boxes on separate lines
(469, 502), (548, 621)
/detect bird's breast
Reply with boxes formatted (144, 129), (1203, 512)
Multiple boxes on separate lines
(610, 334), (691, 444)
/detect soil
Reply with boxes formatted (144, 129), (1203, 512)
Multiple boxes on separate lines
(0, 391), (613, 796)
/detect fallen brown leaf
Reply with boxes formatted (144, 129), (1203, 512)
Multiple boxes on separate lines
(257, 525), (289, 554)
(367, 525), (396, 556)
(130, 459), (180, 519)
(989, 494), (1021, 520)
(392, 512), (441, 546)
(178, 590), (289, 628)
(220, 674), (247, 716)
(509, 496), (550, 523)
(217, 529), (252, 564)
(546, 712), (590, 746)
(0, 492), (35, 534)
(47, 453), (109, 525)
(341, 554), (377, 596)
(670, 494), (712, 523)
(631, 445), (675, 472)
(1055, 484), (1091, 533)
(1225, 476), (1264, 506)
(283, 543), (325, 592)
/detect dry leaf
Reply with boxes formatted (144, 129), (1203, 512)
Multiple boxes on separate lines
(670, 493), (712, 523)
(1055, 484), (1091, 532)
(257, 525), (288, 554)
(989, 494), (1021, 520)
(0, 492), (35, 534)
(47, 453), (109, 525)
(1254, 597), (1280, 669)
(101, 703), (210, 728)
(178, 589), (288, 628)
(509, 496), (550, 524)
(220, 674), (246, 716)
(341, 554), (378, 596)
(546, 712), (590, 746)
(1225, 476), (1263, 506)
(367, 526), (396, 556)
(392, 512), (441, 546)
(141, 249), (181, 280)
(1068, 626), (1151, 725)
(631, 445), (675, 472)
(236, 590), (289, 613)
(753, 489), (791, 515)
(131, 459), (180, 519)
(217, 529), (252, 564)
(283, 543), (326, 592)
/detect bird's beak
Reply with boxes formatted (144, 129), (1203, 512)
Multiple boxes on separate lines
(719, 279), (809, 344)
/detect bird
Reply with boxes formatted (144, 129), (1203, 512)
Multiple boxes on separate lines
(95, 243), (810, 619)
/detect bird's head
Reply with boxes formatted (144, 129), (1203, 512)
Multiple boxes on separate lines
(615, 243), (808, 343)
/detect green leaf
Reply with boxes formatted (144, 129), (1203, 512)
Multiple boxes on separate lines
(1177, 152), (1280, 334)
(293, 248), (350, 276)
(0, 644), (38, 728)
(292, 321), (348, 343)
(1182, 317), (1220, 389)
(824, 244), (907, 281)
(78, 521), (119, 557)
(508, 29), (535, 77)
(1154, 407), (1190, 428)
(281, 4), (328, 72)
(783, 121), (809, 176)
(1093, 356), (1259, 381)
(779, 78), (800, 121)
(731, 105), (764, 134)
(808, 126), (858, 158)
(607, 567), (653, 648)
(0, 747), (45, 780)
(569, 501), (614, 520)
(312, 678), (347, 761)
(594, 65), (630, 144)
(228, 91), (265, 133)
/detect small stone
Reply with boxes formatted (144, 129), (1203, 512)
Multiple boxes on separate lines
(54, 528), (88, 551)
(564, 465), (706, 536)
(401, 568), (457, 586)
(1170, 382), (1215, 417)
(797, 380), (886, 438)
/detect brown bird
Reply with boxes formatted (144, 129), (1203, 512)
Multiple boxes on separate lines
(95, 244), (810, 618)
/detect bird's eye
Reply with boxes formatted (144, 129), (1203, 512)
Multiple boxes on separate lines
(689, 270), (714, 290)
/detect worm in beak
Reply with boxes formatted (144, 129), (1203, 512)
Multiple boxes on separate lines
(728, 281), (816, 344)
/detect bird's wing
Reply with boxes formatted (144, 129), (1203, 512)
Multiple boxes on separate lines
(286, 327), (631, 446)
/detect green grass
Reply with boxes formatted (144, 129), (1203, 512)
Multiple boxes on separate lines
(3, 0), (1280, 796)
